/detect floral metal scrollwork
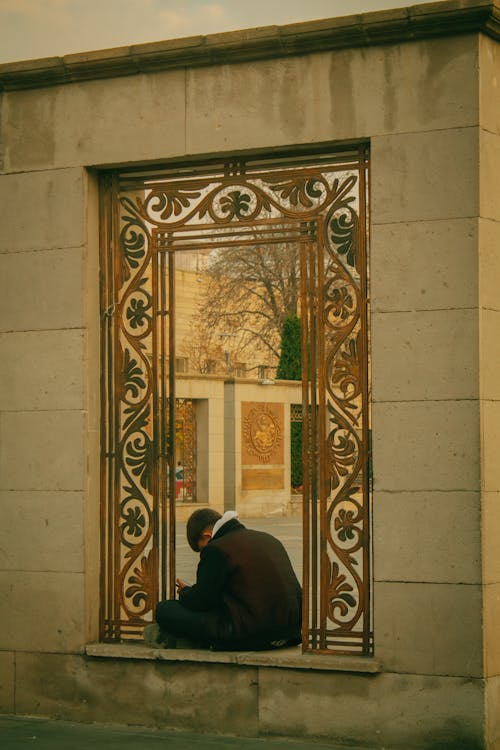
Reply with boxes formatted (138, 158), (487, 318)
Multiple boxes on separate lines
(102, 149), (370, 650)
(115, 196), (157, 626)
(320, 174), (369, 647)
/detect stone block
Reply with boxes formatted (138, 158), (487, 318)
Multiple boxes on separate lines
(3, 70), (185, 171)
(0, 247), (83, 331)
(370, 218), (478, 313)
(372, 400), (479, 492)
(0, 571), (85, 652)
(338, 34), (478, 136)
(374, 581), (482, 677)
(373, 491), (481, 584)
(82, 173), (101, 438)
(371, 308), (478, 402)
(83, 427), (100, 642)
(481, 309), (500, 401)
(0, 410), (84, 491)
(186, 55), (328, 154)
(482, 492), (500, 586)
(486, 674), (500, 748)
(0, 651), (15, 713)
(0, 169), (84, 252)
(480, 131), (500, 222)
(186, 35), (477, 154)
(15, 652), (259, 736)
(259, 669), (483, 748)
(0, 491), (83, 572)
(372, 128), (478, 225)
(484, 582), (500, 678)
(480, 35), (500, 136)
(0, 330), (83, 411)
(482, 400), (500, 493)
(479, 218), (500, 312)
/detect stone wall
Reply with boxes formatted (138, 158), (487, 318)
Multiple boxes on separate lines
(0, 166), (91, 654)
(0, 1), (499, 747)
(480, 31), (500, 747)
(8, 649), (486, 749)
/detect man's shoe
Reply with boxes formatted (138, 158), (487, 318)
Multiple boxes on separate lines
(143, 623), (169, 649)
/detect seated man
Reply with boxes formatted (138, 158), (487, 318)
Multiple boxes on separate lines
(144, 508), (302, 651)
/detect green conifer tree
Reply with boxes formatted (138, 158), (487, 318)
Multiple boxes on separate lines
(277, 315), (303, 488)
(276, 315), (302, 381)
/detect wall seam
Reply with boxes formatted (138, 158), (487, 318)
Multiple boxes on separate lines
(0, 127), (482, 178)
(13, 650), (16, 714)
(372, 215), (480, 226)
(184, 66), (187, 156)
(0, 165), (85, 177)
(0, 327), (84, 334)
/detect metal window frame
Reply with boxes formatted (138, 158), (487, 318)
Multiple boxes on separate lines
(99, 144), (372, 654)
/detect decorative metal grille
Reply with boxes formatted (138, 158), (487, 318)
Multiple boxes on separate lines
(100, 145), (371, 653)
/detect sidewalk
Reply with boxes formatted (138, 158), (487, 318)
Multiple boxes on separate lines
(0, 715), (384, 750)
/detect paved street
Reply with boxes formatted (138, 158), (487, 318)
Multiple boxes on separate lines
(0, 716), (383, 750)
(175, 515), (303, 584)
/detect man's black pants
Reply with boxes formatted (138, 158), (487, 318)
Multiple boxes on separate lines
(155, 600), (301, 651)
(155, 600), (230, 647)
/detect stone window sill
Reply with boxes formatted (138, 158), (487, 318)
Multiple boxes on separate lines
(86, 642), (381, 673)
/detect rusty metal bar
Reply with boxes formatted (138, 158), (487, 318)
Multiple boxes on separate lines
(119, 153), (364, 191)
(110, 172), (121, 641)
(151, 234), (161, 617)
(315, 217), (328, 652)
(167, 239), (177, 601)
(299, 236), (310, 653)
(307, 237), (319, 651)
(159, 247), (168, 603)
(99, 173), (113, 640)
(161, 236), (308, 253)
(358, 151), (372, 654)
(162, 222), (311, 239)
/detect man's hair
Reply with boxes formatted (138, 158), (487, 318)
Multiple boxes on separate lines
(186, 508), (222, 551)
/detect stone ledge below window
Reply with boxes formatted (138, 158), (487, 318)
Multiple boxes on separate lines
(86, 642), (381, 673)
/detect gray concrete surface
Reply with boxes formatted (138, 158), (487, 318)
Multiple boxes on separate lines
(0, 715), (384, 750)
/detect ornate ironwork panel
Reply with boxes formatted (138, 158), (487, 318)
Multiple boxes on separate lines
(300, 167), (372, 654)
(100, 145), (371, 653)
(100, 175), (166, 641)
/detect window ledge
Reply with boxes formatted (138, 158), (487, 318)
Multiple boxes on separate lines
(86, 642), (381, 673)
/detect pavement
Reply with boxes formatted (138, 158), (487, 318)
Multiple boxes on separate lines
(0, 715), (383, 750)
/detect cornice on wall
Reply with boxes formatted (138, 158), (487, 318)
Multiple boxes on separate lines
(0, 0), (498, 92)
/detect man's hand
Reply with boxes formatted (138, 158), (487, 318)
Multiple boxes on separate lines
(176, 578), (188, 592)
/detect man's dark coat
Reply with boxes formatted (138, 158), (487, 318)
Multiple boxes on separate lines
(179, 518), (302, 649)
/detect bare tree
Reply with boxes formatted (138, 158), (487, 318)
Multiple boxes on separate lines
(204, 242), (300, 361)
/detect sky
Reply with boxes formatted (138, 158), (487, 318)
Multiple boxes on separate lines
(0, 0), (445, 65)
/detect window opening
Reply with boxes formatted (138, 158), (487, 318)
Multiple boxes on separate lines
(99, 145), (372, 654)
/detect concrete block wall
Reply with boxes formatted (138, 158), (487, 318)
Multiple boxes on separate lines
(0, 5), (498, 746)
(479, 33), (500, 746)
(0, 167), (89, 660)
(370, 49), (483, 678)
(5, 652), (486, 748)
